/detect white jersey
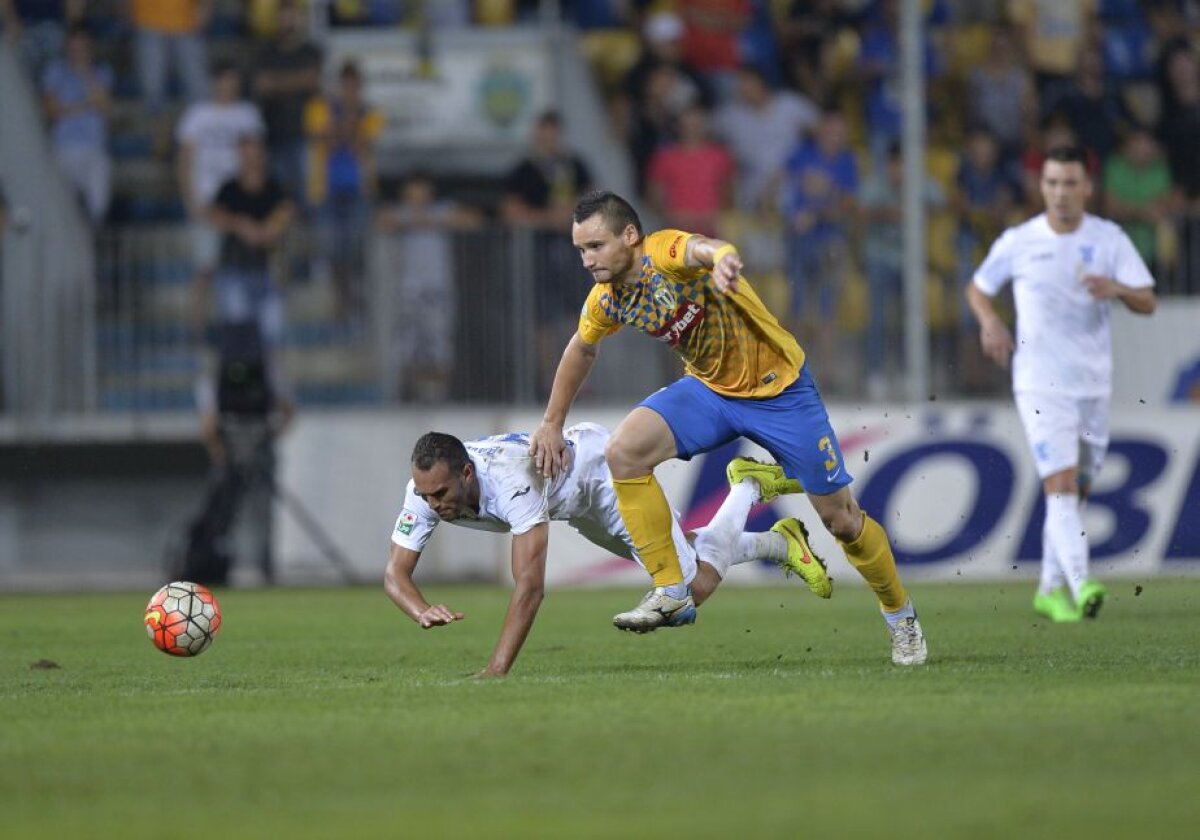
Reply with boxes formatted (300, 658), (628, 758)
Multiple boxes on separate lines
(392, 423), (637, 560)
(973, 213), (1154, 398)
(176, 101), (266, 207)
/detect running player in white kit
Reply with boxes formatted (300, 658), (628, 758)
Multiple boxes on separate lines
(385, 422), (826, 676)
(966, 146), (1156, 623)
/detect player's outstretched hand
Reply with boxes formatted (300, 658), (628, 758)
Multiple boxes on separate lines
(1082, 274), (1120, 300)
(417, 604), (464, 628)
(713, 251), (742, 294)
(980, 316), (1014, 368)
(529, 422), (569, 479)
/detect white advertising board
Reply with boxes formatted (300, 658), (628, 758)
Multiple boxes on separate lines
(276, 403), (1200, 587)
(325, 28), (553, 152)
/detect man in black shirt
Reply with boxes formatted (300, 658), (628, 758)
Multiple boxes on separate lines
(207, 133), (296, 347)
(252, 0), (322, 201)
(500, 110), (593, 396)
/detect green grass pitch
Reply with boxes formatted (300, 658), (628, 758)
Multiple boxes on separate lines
(3, 579), (1198, 838)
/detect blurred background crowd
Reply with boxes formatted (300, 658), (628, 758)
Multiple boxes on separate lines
(2, 0), (1199, 414)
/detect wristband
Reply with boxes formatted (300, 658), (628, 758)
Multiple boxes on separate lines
(713, 243), (739, 267)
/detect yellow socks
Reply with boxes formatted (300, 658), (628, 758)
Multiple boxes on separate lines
(612, 473), (684, 587)
(839, 513), (908, 612)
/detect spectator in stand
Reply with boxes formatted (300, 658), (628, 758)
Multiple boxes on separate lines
(41, 25), (112, 226)
(778, 0), (855, 106)
(129, 0), (210, 153)
(954, 129), (1022, 389)
(622, 11), (710, 189)
(1043, 47), (1131, 163)
(1104, 126), (1177, 272)
(303, 59), (384, 320)
(858, 0), (945, 163)
(860, 141), (945, 400)
(646, 105), (733, 238)
(0, 0), (84, 78)
(377, 171), (482, 403)
(623, 9), (711, 108)
(1008, 0), (1097, 94)
(966, 26), (1037, 161)
(206, 134), (295, 347)
(676, 0), (752, 98)
(781, 109), (858, 366)
(252, 0), (322, 202)
(1157, 47), (1200, 206)
(177, 60), (266, 331)
(713, 64), (818, 212)
(500, 110), (593, 396)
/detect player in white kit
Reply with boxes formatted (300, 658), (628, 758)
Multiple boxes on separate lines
(966, 146), (1156, 622)
(385, 422), (827, 676)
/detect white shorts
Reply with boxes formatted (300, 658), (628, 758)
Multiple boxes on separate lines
(1014, 390), (1109, 481)
(563, 423), (699, 585)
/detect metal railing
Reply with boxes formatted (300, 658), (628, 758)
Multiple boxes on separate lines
(4, 210), (1199, 424)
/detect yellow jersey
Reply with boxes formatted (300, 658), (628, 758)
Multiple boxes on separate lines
(578, 230), (805, 398)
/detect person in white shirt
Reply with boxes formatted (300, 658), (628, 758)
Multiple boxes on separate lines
(966, 146), (1156, 623)
(385, 423), (827, 677)
(176, 59), (265, 328)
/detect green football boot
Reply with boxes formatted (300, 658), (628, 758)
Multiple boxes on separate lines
(1032, 588), (1080, 623)
(770, 517), (832, 599)
(1076, 579), (1108, 620)
(726, 456), (803, 502)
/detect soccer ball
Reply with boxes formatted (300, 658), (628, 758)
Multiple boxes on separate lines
(143, 581), (222, 657)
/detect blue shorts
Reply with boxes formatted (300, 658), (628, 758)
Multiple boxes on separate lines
(639, 365), (853, 496)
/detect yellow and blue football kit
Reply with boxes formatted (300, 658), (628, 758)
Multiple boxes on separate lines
(580, 230), (907, 611)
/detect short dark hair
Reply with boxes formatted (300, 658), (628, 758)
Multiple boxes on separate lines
(536, 109), (562, 128)
(573, 190), (643, 236)
(211, 58), (239, 78)
(1045, 145), (1088, 167)
(411, 432), (469, 473)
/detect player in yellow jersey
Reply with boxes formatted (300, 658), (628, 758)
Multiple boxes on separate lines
(528, 191), (927, 665)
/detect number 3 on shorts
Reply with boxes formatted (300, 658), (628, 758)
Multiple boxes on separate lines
(818, 435), (838, 471)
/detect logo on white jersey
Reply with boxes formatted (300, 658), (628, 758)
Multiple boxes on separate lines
(396, 509), (417, 535)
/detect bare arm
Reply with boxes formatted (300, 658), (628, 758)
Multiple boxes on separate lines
(529, 332), (598, 478)
(965, 282), (1015, 368)
(1082, 275), (1157, 315)
(384, 542), (464, 627)
(685, 234), (742, 293)
(480, 524), (549, 677)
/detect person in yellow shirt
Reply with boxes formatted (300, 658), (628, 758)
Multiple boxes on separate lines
(304, 59), (385, 319)
(129, 0), (210, 113)
(529, 190), (927, 665)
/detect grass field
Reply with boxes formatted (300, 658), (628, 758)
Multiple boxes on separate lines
(2, 579), (1198, 839)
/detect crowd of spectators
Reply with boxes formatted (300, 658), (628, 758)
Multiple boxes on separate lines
(3, 0), (1200, 400)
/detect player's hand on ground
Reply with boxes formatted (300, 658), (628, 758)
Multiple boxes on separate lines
(713, 251), (742, 294)
(1082, 274), (1120, 300)
(529, 422), (569, 479)
(470, 667), (507, 680)
(417, 604), (464, 628)
(980, 317), (1014, 368)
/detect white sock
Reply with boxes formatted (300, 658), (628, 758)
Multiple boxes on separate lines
(737, 531), (787, 565)
(1038, 518), (1067, 595)
(1044, 493), (1089, 599)
(693, 481), (758, 577)
(882, 599), (916, 629)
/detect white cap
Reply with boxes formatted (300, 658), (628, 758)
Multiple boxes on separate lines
(644, 11), (684, 44)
